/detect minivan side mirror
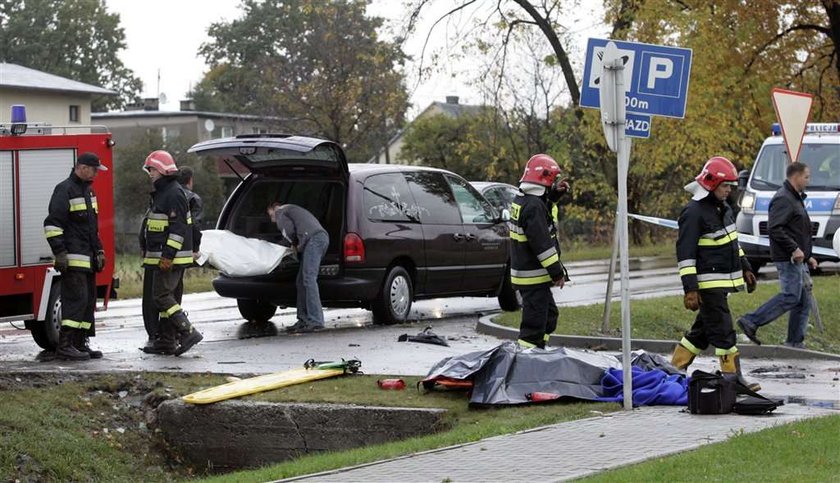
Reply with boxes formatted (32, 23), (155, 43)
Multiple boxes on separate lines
(500, 209), (511, 222)
(737, 169), (750, 191)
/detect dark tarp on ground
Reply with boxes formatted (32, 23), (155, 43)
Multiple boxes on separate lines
(423, 341), (621, 406)
(630, 350), (683, 376)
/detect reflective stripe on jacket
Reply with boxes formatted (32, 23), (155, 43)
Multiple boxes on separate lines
(676, 194), (751, 292)
(43, 171), (103, 272)
(140, 176), (193, 267)
(509, 193), (564, 289)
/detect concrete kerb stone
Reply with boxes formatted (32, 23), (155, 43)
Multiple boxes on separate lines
(477, 313), (840, 361)
(157, 400), (447, 471)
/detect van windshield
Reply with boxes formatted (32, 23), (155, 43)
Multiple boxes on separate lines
(750, 144), (840, 191)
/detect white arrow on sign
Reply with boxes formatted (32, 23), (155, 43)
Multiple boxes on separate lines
(771, 88), (813, 163)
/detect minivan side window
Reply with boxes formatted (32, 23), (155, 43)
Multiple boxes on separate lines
(446, 175), (496, 224)
(363, 173), (417, 222)
(404, 171), (461, 224)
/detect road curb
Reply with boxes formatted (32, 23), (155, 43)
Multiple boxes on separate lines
(477, 314), (840, 361)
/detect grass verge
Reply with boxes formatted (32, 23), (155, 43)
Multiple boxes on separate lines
(583, 414), (840, 482)
(1, 372), (617, 482)
(114, 254), (216, 299)
(494, 274), (840, 354)
(561, 240), (673, 262)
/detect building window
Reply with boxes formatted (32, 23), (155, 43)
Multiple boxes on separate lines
(252, 126), (268, 134)
(221, 126), (234, 138)
(69, 105), (80, 123)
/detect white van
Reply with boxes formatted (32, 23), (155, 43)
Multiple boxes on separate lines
(736, 123), (840, 272)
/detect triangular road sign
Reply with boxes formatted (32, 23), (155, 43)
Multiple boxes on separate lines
(771, 88), (813, 163)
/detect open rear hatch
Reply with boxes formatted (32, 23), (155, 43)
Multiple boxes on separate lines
(188, 134), (349, 179)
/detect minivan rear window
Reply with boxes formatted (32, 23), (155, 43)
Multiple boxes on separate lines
(363, 173), (419, 222)
(235, 144), (343, 166)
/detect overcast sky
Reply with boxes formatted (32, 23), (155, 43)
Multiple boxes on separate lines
(104, 0), (607, 117)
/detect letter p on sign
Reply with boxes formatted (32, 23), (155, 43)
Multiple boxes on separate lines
(647, 58), (673, 89)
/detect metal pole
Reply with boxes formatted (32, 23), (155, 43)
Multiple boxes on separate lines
(601, 217), (620, 333)
(613, 63), (633, 412)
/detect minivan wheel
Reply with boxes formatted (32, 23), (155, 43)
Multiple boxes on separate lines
(372, 266), (413, 325)
(497, 272), (521, 312)
(237, 299), (277, 322)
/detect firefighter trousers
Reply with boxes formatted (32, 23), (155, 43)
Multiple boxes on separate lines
(518, 285), (558, 347)
(683, 289), (736, 353)
(61, 270), (96, 337)
(142, 267), (184, 339)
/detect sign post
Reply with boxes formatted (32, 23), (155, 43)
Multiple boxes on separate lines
(583, 38), (693, 411)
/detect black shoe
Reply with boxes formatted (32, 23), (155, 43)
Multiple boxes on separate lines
(75, 334), (103, 359)
(737, 318), (762, 345)
(294, 323), (324, 334)
(57, 330), (90, 361)
(285, 320), (308, 333)
(174, 329), (203, 356)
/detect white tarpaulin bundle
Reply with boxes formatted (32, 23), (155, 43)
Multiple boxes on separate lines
(198, 230), (290, 277)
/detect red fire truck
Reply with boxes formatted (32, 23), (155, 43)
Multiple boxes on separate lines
(0, 115), (117, 350)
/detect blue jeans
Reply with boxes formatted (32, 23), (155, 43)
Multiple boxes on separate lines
(741, 261), (810, 344)
(296, 232), (329, 327)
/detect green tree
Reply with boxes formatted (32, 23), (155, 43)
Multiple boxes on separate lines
(193, 0), (409, 163)
(0, 0), (142, 111)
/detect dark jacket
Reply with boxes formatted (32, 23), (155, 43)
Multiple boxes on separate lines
(509, 193), (565, 290)
(274, 204), (327, 251)
(140, 176), (193, 267)
(677, 193), (751, 293)
(768, 180), (812, 262)
(182, 185), (203, 251)
(43, 171), (103, 272)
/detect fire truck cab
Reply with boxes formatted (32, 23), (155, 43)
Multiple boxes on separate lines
(0, 113), (117, 351)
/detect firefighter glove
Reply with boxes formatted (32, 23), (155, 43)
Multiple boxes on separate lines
(744, 270), (757, 293)
(159, 257), (173, 272)
(54, 252), (69, 272)
(683, 291), (700, 311)
(96, 250), (106, 273)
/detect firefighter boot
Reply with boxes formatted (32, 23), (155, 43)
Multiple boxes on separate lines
(74, 331), (103, 359)
(141, 319), (179, 355)
(56, 328), (90, 361)
(670, 343), (696, 372)
(170, 311), (203, 356)
(719, 352), (761, 392)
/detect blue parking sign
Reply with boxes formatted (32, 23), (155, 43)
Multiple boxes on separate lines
(625, 113), (651, 138)
(581, 38), (693, 119)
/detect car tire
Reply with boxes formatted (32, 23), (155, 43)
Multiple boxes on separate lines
(497, 270), (521, 311)
(28, 281), (61, 350)
(237, 298), (277, 322)
(372, 266), (413, 325)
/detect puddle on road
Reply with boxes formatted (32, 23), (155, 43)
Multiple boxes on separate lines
(783, 396), (840, 410)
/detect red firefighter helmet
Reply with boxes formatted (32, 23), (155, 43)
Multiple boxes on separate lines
(695, 156), (738, 191)
(143, 150), (178, 175)
(520, 154), (561, 187)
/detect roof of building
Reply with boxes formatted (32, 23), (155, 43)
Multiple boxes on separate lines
(426, 100), (485, 118)
(0, 62), (116, 96)
(92, 110), (290, 122)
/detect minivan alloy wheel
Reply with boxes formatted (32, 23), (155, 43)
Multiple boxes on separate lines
(389, 275), (410, 316)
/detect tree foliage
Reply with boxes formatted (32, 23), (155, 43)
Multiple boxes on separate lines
(0, 0), (142, 111)
(193, 0), (410, 163)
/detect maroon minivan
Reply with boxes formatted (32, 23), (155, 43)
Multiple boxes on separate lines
(189, 134), (518, 325)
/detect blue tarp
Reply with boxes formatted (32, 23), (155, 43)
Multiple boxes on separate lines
(597, 366), (689, 407)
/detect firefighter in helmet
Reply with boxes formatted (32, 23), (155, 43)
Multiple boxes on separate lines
(139, 150), (203, 356)
(44, 152), (107, 361)
(672, 156), (760, 390)
(509, 154), (570, 348)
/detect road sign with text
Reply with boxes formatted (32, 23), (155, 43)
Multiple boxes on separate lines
(581, 38), (693, 119)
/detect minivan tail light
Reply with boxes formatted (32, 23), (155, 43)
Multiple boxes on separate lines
(343, 233), (365, 263)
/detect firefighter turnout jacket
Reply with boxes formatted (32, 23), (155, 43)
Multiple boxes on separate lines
(677, 194), (750, 293)
(509, 193), (565, 289)
(141, 176), (194, 267)
(44, 171), (103, 271)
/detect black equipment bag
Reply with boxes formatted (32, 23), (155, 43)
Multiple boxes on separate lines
(689, 370), (783, 415)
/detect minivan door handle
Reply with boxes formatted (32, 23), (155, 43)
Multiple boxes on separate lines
(464, 233), (476, 241)
(452, 233), (465, 241)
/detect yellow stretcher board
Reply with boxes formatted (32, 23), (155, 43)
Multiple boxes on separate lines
(182, 367), (345, 405)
